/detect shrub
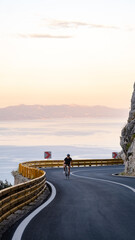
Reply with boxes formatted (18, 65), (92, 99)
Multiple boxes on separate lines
(131, 134), (135, 142)
(0, 180), (12, 190)
(126, 142), (131, 151)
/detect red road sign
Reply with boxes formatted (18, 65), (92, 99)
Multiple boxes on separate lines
(44, 151), (52, 159)
(112, 152), (118, 159)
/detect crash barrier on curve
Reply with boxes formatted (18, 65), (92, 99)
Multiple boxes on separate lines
(19, 158), (124, 174)
(0, 165), (46, 223)
(0, 158), (123, 223)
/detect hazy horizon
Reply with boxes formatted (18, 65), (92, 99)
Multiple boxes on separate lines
(0, 103), (128, 109)
(0, 117), (126, 183)
(0, 104), (128, 121)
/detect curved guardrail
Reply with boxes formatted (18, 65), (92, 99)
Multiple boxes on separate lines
(0, 165), (46, 223)
(0, 158), (123, 223)
(19, 159), (124, 177)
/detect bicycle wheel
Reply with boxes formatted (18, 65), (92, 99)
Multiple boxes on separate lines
(65, 165), (68, 179)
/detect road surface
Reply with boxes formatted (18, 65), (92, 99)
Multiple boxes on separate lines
(3, 165), (135, 240)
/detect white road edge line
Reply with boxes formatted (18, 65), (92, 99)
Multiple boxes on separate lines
(12, 181), (56, 240)
(71, 170), (135, 193)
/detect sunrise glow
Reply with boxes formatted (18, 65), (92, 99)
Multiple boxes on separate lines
(0, 0), (135, 108)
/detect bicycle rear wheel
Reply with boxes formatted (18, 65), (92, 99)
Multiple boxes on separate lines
(65, 165), (69, 179)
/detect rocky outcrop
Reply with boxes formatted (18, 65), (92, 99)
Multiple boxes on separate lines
(120, 82), (135, 174)
(12, 170), (29, 185)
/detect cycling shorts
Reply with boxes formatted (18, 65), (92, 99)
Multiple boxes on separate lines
(65, 162), (71, 166)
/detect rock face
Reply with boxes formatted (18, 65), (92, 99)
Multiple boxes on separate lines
(12, 170), (29, 185)
(120, 82), (135, 174)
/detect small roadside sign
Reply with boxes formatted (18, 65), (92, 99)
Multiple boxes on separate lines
(112, 152), (118, 159)
(44, 151), (52, 159)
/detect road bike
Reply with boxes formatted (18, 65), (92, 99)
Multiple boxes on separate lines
(65, 165), (69, 179)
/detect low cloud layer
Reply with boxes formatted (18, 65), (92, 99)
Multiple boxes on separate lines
(45, 19), (120, 30)
(17, 19), (133, 39)
(18, 33), (72, 39)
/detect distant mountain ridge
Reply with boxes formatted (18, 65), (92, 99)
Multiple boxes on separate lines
(0, 104), (128, 120)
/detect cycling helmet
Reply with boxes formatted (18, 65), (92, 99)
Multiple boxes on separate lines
(67, 154), (70, 157)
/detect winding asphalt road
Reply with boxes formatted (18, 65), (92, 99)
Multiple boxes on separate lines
(3, 165), (135, 240)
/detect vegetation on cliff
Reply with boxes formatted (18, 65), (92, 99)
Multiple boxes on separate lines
(0, 180), (12, 190)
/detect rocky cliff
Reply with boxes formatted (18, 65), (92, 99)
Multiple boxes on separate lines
(120, 82), (135, 174)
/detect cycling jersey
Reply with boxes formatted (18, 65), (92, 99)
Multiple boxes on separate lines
(64, 157), (72, 166)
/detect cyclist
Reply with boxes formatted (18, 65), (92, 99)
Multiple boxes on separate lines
(64, 154), (72, 175)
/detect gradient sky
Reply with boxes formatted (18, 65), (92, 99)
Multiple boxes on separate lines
(0, 0), (135, 108)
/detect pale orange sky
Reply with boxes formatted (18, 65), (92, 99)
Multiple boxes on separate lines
(0, 0), (135, 108)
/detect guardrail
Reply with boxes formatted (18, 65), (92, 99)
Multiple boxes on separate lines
(0, 158), (123, 223)
(0, 168), (46, 223)
(19, 159), (124, 178)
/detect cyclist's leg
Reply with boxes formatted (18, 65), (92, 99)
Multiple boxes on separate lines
(63, 163), (66, 171)
(65, 164), (68, 177)
(68, 165), (70, 175)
